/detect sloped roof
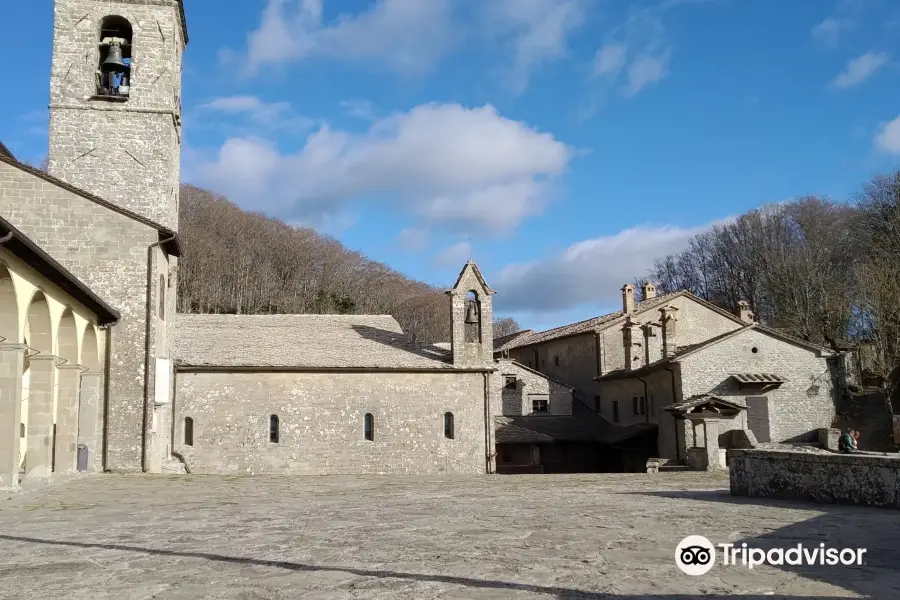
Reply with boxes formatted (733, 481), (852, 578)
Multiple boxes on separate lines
(501, 291), (680, 349)
(0, 216), (119, 325)
(596, 323), (834, 381)
(731, 373), (787, 384)
(0, 149), (181, 256)
(665, 394), (747, 415)
(496, 358), (574, 389)
(494, 329), (535, 352)
(174, 313), (490, 370)
(448, 260), (495, 294)
(500, 290), (745, 351)
(495, 415), (656, 444)
(0, 142), (13, 160)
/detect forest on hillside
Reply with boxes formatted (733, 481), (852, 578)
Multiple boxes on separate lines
(176, 185), (521, 342)
(638, 169), (900, 398)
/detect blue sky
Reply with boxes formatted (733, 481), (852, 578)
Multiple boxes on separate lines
(2, 0), (899, 331)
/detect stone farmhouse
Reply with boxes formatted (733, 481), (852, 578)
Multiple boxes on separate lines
(496, 283), (842, 471)
(2, 0), (589, 483)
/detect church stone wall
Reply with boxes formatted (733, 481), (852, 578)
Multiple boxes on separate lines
(0, 160), (160, 472)
(173, 371), (489, 475)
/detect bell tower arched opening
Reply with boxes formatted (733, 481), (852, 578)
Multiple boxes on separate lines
(97, 16), (133, 99)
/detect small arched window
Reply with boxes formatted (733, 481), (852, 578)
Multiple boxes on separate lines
(444, 412), (455, 440)
(183, 417), (193, 446)
(159, 274), (166, 320)
(364, 413), (374, 441)
(269, 415), (279, 443)
(97, 16), (133, 99)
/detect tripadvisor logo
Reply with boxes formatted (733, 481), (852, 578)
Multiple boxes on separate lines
(676, 536), (867, 575)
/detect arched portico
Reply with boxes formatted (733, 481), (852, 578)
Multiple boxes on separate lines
(77, 324), (102, 471)
(23, 291), (57, 479)
(54, 308), (81, 473)
(0, 264), (25, 487)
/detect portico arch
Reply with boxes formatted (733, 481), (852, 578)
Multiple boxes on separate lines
(77, 325), (101, 471)
(23, 291), (55, 478)
(54, 308), (80, 472)
(0, 264), (24, 487)
(0, 264), (17, 343)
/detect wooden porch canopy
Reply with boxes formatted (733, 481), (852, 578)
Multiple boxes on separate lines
(730, 372), (787, 391)
(664, 394), (746, 420)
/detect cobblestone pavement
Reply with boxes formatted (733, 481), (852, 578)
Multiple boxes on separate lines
(0, 473), (897, 599)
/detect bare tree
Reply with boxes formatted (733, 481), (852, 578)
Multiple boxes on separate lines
(493, 317), (522, 338)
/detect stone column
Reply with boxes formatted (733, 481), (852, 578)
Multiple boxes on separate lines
(24, 356), (57, 480)
(704, 419), (724, 470)
(77, 372), (101, 472)
(53, 365), (82, 474)
(0, 344), (26, 488)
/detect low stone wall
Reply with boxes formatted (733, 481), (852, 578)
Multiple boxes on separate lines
(729, 448), (900, 509)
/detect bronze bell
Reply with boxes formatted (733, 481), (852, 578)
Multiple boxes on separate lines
(465, 301), (479, 324)
(102, 43), (128, 73)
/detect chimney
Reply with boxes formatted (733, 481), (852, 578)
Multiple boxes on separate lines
(642, 281), (657, 301)
(621, 284), (635, 314)
(659, 305), (679, 358)
(736, 300), (755, 324)
(622, 316), (642, 371)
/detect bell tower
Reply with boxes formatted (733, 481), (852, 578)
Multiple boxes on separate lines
(447, 260), (496, 367)
(47, 0), (188, 231)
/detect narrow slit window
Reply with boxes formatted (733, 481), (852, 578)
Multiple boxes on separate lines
(269, 415), (279, 443)
(183, 417), (193, 446)
(159, 274), (166, 320)
(444, 412), (455, 439)
(364, 413), (374, 441)
(613, 401), (620, 423)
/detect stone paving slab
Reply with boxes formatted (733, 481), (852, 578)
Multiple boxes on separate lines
(0, 473), (897, 599)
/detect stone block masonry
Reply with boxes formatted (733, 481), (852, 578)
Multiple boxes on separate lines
(1, 161), (164, 472)
(174, 371), (490, 475)
(729, 448), (900, 509)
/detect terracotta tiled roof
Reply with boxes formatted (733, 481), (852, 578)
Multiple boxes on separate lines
(174, 314), (475, 370)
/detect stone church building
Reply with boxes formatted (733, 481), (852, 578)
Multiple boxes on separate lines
(0, 0), (527, 483)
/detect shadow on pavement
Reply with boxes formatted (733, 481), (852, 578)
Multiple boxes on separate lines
(623, 489), (900, 599)
(0, 534), (858, 599)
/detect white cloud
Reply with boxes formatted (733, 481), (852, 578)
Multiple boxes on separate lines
(493, 221), (717, 312)
(185, 103), (573, 233)
(433, 241), (472, 267)
(624, 50), (671, 96)
(593, 43), (627, 77)
(237, 0), (458, 75)
(831, 51), (890, 88)
(811, 17), (850, 47)
(584, 0), (693, 111)
(195, 95), (316, 133)
(484, 0), (585, 93)
(875, 115), (900, 154)
(339, 99), (376, 121)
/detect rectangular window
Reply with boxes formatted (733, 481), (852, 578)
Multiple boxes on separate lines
(504, 375), (517, 390)
(633, 397), (639, 415)
(532, 399), (549, 413)
(593, 395), (601, 412)
(640, 396), (646, 415)
(613, 401), (620, 423)
(554, 355), (559, 366)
